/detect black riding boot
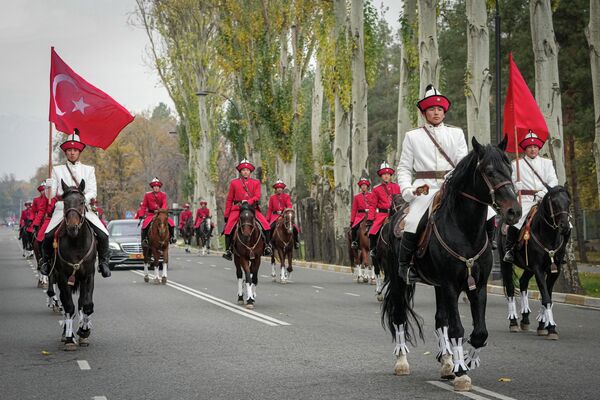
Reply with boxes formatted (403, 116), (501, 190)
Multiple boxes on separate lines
(369, 235), (377, 258)
(486, 218), (497, 250)
(293, 227), (300, 250)
(263, 230), (272, 256)
(503, 225), (520, 263)
(351, 225), (359, 250)
(223, 234), (233, 261)
(91, 224), (111, 278)
(141, 226), (148, 244)
(169, 225), (176, 244)
(398, 232), (419, 284)
(39, 230), (56, 276)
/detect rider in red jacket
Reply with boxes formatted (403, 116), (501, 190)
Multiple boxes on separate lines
(367, 162), (401, 257)
(222, 159), (272, 260)
(179, 203), (193, 232)
(266, 179), (299, 249)
(350, 177), (372, 250)
(140, 177), (176, 244)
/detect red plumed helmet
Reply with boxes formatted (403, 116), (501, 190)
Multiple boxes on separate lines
(417, 85), (451, 113)
(236, 159), (255, 172)
(149, 177), (163, 188)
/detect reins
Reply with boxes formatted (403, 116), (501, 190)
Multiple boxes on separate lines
(56, 220), (96, 286)
(233, 211), (262, 259)
(459, 161), (512, 213)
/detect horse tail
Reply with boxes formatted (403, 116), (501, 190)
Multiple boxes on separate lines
(381, 215), (423, 345)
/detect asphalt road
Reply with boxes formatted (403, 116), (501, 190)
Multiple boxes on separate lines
(1, 226), (599, 400)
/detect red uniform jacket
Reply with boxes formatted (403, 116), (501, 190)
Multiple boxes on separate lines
(95, 206), (107, 227)
(28, 195), (46, 232)
(133, 207), (144, 219)
(140, 191), (175, 229)
(223, 177), (270, 234)
(20, 208), (34, 228)
(367, 182), (401, 235)
(37, 198), (57, 242)
(179, 209), (193, 229)
(266, 193), (293, 225)
(351, 192), (373, 228)
(194, 208), (212, 229)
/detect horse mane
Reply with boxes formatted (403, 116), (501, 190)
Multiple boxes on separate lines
(440, 143), (510, 212)
(538, 185), (570, 218)
(239, 202), (255, 214)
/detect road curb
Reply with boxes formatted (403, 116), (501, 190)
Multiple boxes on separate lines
(176, 243), (600, 309)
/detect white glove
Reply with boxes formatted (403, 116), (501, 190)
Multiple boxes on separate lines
(515, 181), (525, 191)
(45, 178), (55, 188)
(402, 188), (415, 203)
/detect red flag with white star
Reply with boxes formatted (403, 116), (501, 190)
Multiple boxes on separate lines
(48, 47), (134, 149)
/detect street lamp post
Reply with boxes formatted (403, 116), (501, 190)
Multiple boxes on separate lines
(492, 0), (502, 281)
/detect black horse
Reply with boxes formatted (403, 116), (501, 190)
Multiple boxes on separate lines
(196, 217), (213, 255)
(181, 216), (194, 250)
(52, 180), (97, 351)
(499, 186), (571, 339)
(382, 137), (521, 392)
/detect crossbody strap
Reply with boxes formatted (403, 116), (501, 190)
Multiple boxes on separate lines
(422, 126), (456, 168)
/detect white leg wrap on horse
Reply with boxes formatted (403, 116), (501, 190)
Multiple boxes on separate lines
(543, 303), (556, 327)
(375, 275), (382, 292)
(520, 291), (531, 314)
(451, 338), (468, 372)
(163, 263), (168, 277)
(435, 327), (452, 360)
(64, 315), (74, 338)
(369, 267), (375, 280)
(393, 324), (410, 356)
(357, 265), (363, 278)
(246, 282), (253, 300)
(271, 263), (276, 276)
(536, 306), (547, 324)
(79, 312), (92, 330)
(237, 278), (243, 296)
(464, 347), (482, 369)
(154, 265), (160, 278)
(280, 265), (286, 280)
(251, 283), (257, 299)
(507, 297), (518, 319)
(144, 263), (149, 275)
(42, 275), (48, 284)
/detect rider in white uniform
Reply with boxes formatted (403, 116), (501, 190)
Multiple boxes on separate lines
(396, 85), (496, 284)
(39, 131), (111, 278)
(503, 131), (558, 263)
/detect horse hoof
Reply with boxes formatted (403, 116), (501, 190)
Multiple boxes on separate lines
(393, 355), (410, 376)
(362, 277), (369, 283)
(161, 277), (167, 284)
(144, 275), (149, 283)
(237, 296), (244, 305)
(37, 281), (43, 288)
(376, 293), (384, 302)
(453, 375), (472, 392)
(272, 277), (277, 282)
(546, 333), (559, 340)
(370, 279), (376, 285)
(440, 354), (455, 380)
(246, 303), (254, 310)
(79, 337), (90, 347)
(52, 305), (61, 313)
(64, 341), (77, 352)
(520, 323), (530, 331)
(154, 277), (160, 284)
(509, 325), (520, 333)
(537, 329), (548, 336)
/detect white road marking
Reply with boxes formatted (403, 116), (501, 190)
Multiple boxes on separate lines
(224, 267), (231, 270)
(77, 360), (91, 370)
(261, 275), (269, 278)
(130, 271), (290, 327)
(210, 264), (216, 267)
(427, 381), (518, 400)
(312, 285), (324, 290)
(344, 292), (360, 297)
(186, 259), (192, 262)
(197, 261), (203, 264)
(92, 397), (108, 400)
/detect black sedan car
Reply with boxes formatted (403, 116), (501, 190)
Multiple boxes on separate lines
(107, 219), (145, 270)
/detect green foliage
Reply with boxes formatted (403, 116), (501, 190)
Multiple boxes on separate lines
(363, 0), (386, 86)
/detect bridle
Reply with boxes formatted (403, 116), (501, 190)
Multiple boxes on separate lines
(459, 160), (513, 213)
(283, 210), (294, 233)
(238, 210), (256, 238)
(541, 191), (570, 230)
(63, 191), (86, 231)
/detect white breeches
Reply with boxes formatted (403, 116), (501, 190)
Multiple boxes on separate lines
(45, 201), (108, 235)
(514, 197), (536, 229)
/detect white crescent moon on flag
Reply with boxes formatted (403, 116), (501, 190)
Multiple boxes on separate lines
(52, 74), (78, 116)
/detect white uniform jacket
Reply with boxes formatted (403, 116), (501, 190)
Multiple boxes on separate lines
(512, 156), (558, 229)
(45, 161), (108, 235)
(397, 123), (468, 233)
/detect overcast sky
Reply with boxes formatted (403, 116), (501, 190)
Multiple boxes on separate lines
(0, 0), (401, 181)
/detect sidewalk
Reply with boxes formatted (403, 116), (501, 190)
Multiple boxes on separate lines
(178, 243), (600, 310)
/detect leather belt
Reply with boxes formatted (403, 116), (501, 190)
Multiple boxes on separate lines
(520, 189), (539, 196)
(378, 209), (389, 213)
(273, 211), (283, 215)
(415, 170), (450, 179)
(357, 209), (368, 213)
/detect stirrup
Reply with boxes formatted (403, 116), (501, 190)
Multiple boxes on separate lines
(369, 249), (376, 258)
(351, 241), (358, 250)
(503, 250), (514, 263)
(222, 250), (233, 261)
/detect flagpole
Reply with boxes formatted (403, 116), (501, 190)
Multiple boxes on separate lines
(48, 121), (53, 178)
(514, 126), (522, 205)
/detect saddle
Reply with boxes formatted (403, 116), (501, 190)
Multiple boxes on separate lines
(415, 190), (444, 258)
(517, 205), (538, 249)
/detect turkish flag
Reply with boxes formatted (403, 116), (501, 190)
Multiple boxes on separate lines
(49, 47), (134, 149)
(502, 53), (549, 153)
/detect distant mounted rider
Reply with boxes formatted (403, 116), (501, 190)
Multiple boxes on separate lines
(350, 177), (373, 250)
(266, 179), (300, 249)
(139, 177), (176, 244)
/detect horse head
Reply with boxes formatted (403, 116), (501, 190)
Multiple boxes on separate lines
(238, 202), (256, 237)
(541, 186), (571, 234)
(283, 208), (295, 234)
(153, 209), (170, 240)
(61, 179), (86, 238)
(445, 137), (521, 225)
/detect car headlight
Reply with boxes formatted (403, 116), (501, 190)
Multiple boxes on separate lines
(109, 241), (121, 251)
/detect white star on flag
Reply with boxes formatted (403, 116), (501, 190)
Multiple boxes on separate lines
(72, 97), (90, 114)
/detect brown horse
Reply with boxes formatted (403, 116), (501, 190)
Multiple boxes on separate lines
(270, 208), (295, 283)
(347, 218), (372, 285)
(233, 202), (265, 309)
(143, 209), (170, 284)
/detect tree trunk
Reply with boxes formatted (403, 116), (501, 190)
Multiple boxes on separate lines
(566, 132), (588, 263)
(351, 0), (369, 184)
(530, 0), (566, 184)
(465, 0), (492, 144)
(333, 0), (352, 265)
(417, 0), (440, 99)
(396, 0), (417, 166)
(311, 62), (324, 197)
(276, 155), (297, 199)
(586, 0), (600, 206)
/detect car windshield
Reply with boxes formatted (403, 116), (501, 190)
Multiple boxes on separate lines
(109, 222), (140, 237)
